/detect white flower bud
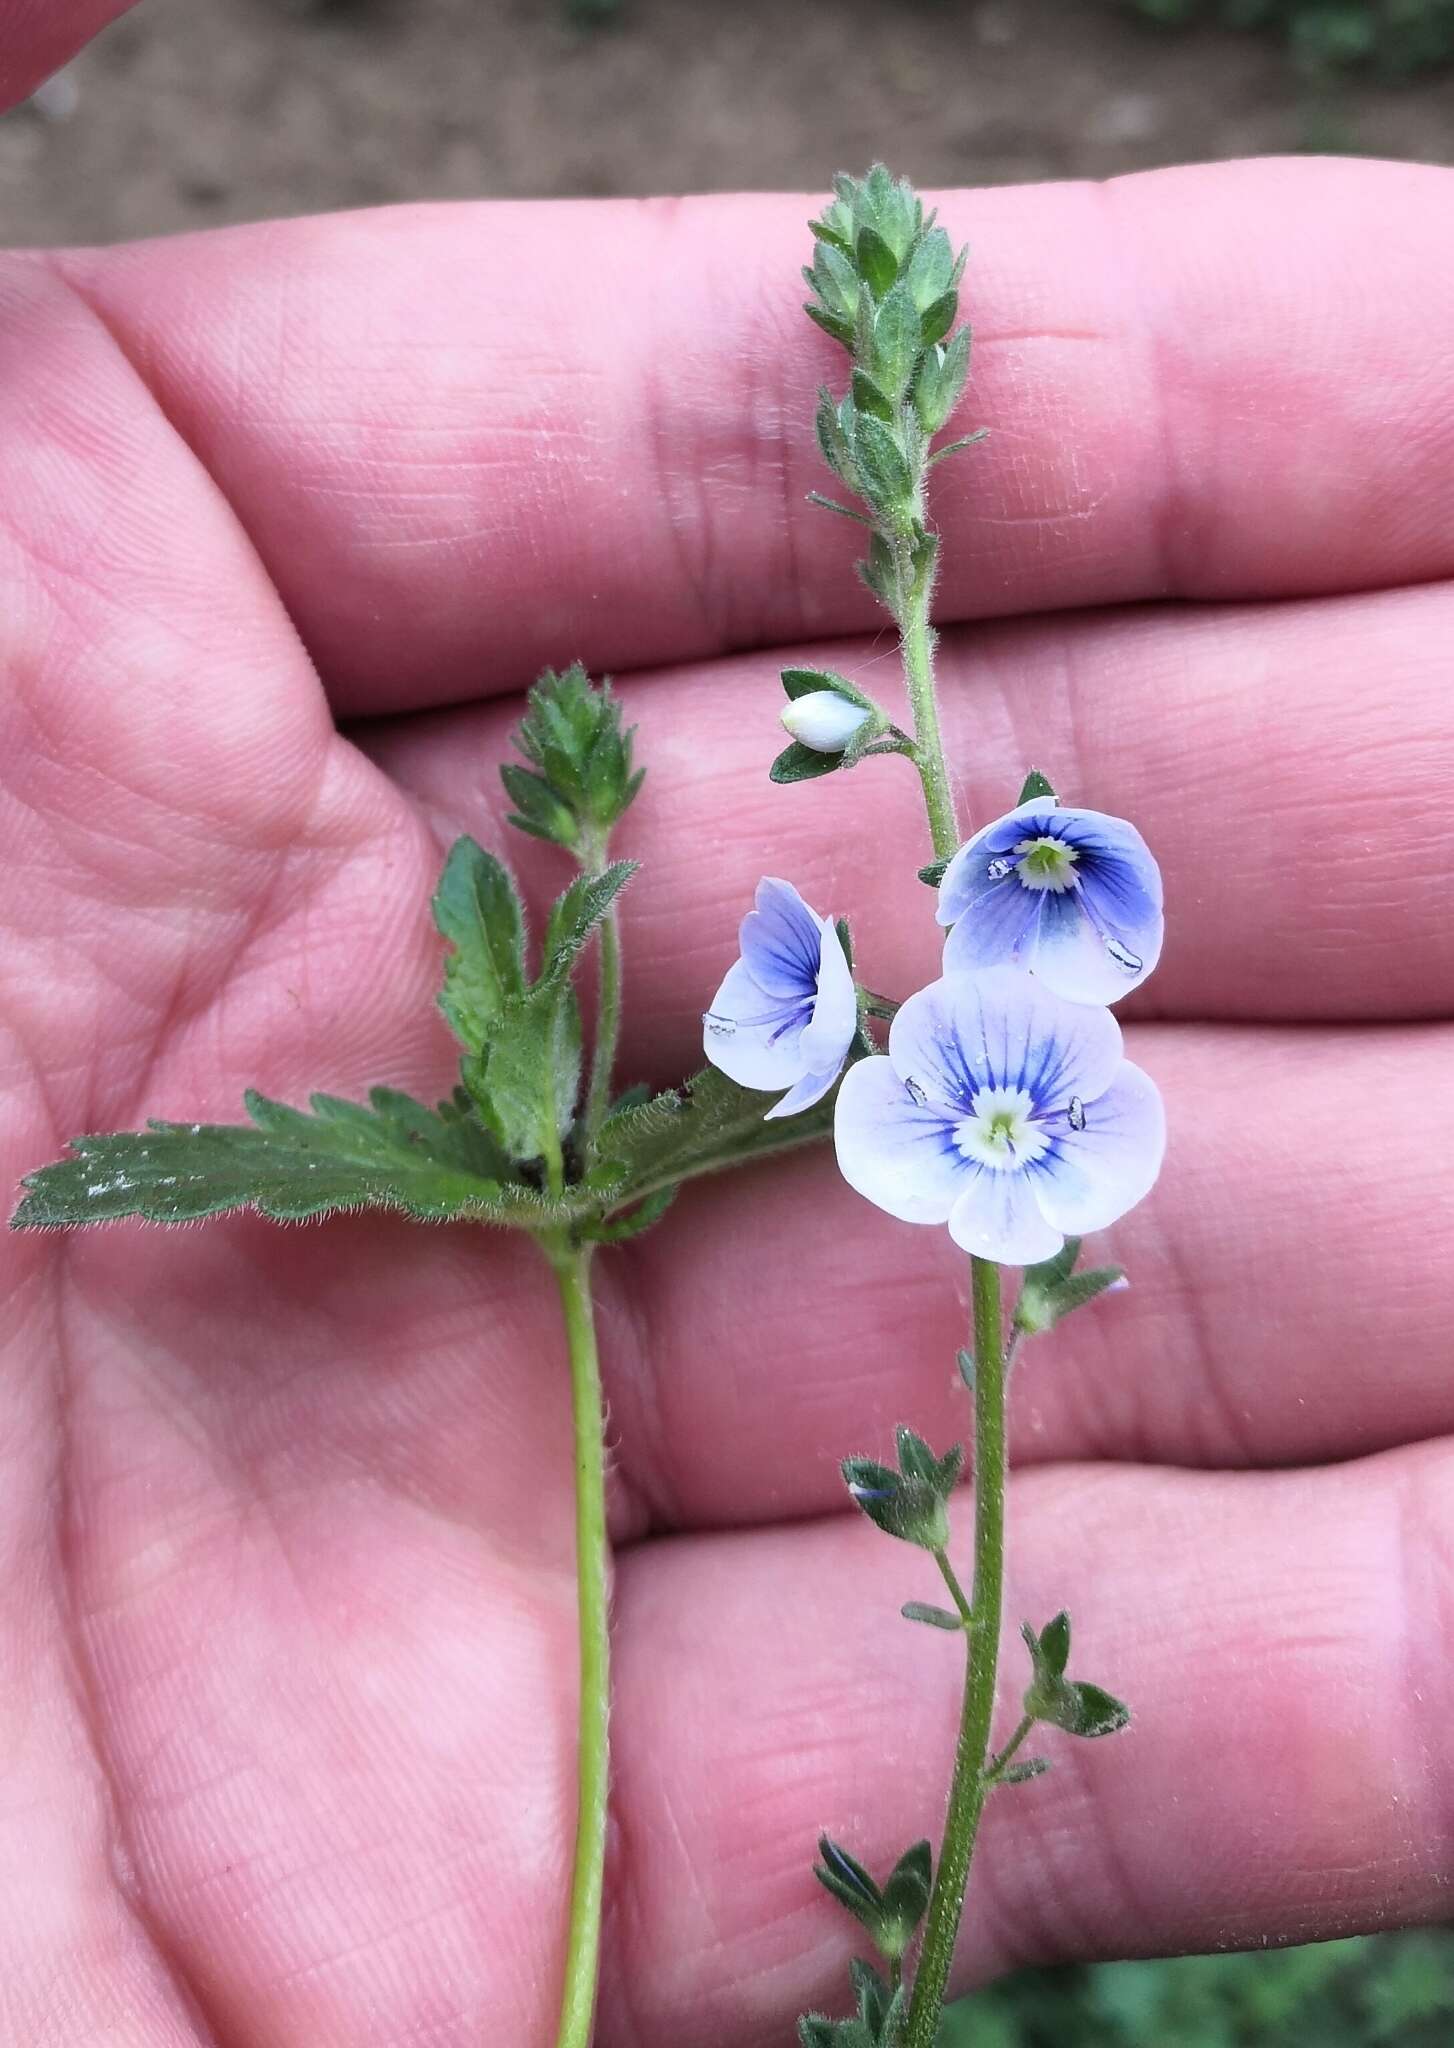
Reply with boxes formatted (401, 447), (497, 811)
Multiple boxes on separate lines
(780, 690), (871, 755)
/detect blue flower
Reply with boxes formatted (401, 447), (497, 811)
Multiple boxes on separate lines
(937, 798), (1163, 1006)
(703, 879), (858, 1119)
(834, 967), (1164, 1264)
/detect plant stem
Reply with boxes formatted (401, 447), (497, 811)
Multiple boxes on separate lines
(894, 537), (958, 866)
(545, 1238), (612, 2048)
(904, 1256), (1008, 2048)
(582, 835), (624, 1140)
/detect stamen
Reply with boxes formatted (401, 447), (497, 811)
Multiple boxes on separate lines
(1105, 936), (1142, 974)
(1068, 1095), (1086, 1131)
(905, 1076), (929, 1107)
(986, 855), (1018, 881)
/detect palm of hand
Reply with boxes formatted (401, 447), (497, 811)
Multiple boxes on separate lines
(3, 162), (1454, 2048)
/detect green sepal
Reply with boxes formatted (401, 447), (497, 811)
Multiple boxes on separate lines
(913, 328), (971, 435)
(781, 666), (877, 712)
(432, 837), (526, 1052)
(771, 741), (842, 785)
(812, 1836), (931, 1966)
(905, 225), (954, 311)
(499, 764), (578, 850)
(1017, 767), (1058, 805)
(851, 414), (913, 515)
(814, 1835), (882, 1920)
(917, 855), (952, 889)
(579, 1183), (678, 1245)
(956, 1347), (975, 1391)
(1014, 1236), (1126, 1336)
(1022, 1613), (1131, 1739)
(805, 301), (855, 351)
(901, 1600), (963, 1631)
(842, 1428), (961, 1551)
(850, 1958), (891, 2037)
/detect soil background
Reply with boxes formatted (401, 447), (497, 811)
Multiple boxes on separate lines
(3, 0), (1453, 249)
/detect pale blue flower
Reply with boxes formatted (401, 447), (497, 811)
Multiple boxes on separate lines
(781, 690), (871, 754)
(703, 879), (858, 1119)
(834, 967), (1164, 1264)
(937, 797), (1163, 1006)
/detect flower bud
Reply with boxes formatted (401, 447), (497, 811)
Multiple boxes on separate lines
(780, 690), (871, 755)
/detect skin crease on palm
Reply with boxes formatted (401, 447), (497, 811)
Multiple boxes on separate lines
(4, 6), (1454, 2045)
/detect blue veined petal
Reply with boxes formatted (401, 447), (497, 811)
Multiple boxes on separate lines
(941, 882), (1043, 978)
(936, 798), (1063, 927)
(833, 1056), (969, 1223)
(738, 877), (823, 999)
(947, 1165), (1064, 1265)
(799, 914), (857, 1073)
(889, 969), (1123, 1113)
(1032, 881), (1164, 1006)
(764, 1064), (843, 1122)
(702, 958), (810, 1091)
(1032, 1061), (1166, 1236)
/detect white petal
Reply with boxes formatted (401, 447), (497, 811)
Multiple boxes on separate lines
(781, 690), (870, 753)
(764, 1065), (841, 1121)
(1033, 1060), (1166, 1236)
(702, 959), (807, 1092)
(799, 914), (857, 1072)
(947, 1169), (1064, 1265)
(833, 1056), (968, 1224)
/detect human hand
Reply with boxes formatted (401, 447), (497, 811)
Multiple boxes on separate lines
(5, 15), (1454, 2041)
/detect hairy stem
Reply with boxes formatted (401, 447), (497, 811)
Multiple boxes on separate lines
(905, 1256), (1008, 2048)
(894, 537), (958, 866)
(585, 902), (623, 1137)
(545, 1238), (612, 2048)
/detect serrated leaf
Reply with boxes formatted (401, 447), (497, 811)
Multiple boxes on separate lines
(1017, 767), (1058, 805)
(771, 741), (842, 785)
(432, 837), (526, 1051)
(595, 1062), (840, 1211)
(11, 1087), (528, 1229)
(901, 1600), (963, 1631)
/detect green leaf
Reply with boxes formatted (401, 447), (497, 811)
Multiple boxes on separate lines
(543, 860), (636, 979)
(850, 366), (895, 422)
(508, 663), (643, 846)
(920, 289), (959, 347)
(1017, 767), (1058, 805)
(594, 1063), (840, 1211)
(850, 1958), (892, 2036)
(851, 414), (913, 514)
(902, 1600), (963, 1631)
(580, 1183), (677, 1245)
(871, 284), (921, 400)
(468, 980), (582, 1161)
(771, 740), (842, 785)
(855, 223), (899, 298)
(432, 837), (526, 1051)
(913, 329), (971, 435)
(11, 1087), (525, 1229)
(905, 226), (954, 311)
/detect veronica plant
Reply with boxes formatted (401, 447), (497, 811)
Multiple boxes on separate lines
(700, 166), (1169, 2048)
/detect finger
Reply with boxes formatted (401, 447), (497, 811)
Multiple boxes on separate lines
(0, 0), (134, 112)
(592, 1022), (1454, 1527)
(603, 1443), (1454, 2047)
(0, 251), (451, 1189)
(363, 576), (1454, 1030)
(56, 159), (1454, 715)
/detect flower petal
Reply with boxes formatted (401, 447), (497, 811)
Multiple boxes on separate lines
(1032, 1060), (1166, 1236)
(799, 914), (857, 1072)
(888, 969), (1125, 1112)
(936, 798), (1056, 927)
(764, 1064), (841, 1122)
(738, 877), (823, 999)
(941, 883), (1042, 978)
(948, 1168), (1064, 1265)
(702, 958), (807, 1091)
(833, 1055), (968, 1224)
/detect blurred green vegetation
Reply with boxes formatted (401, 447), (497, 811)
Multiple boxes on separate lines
(1117, 0), (1454, 75)
(941, 1930), (1454, 2045)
